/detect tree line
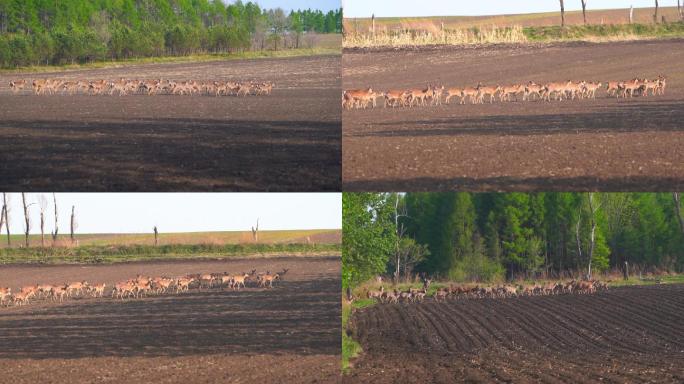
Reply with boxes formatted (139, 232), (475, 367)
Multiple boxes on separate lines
(342, 192), (684, 288)
(0, 0), (342, 67)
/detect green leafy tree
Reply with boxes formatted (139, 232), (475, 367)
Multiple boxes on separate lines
(342, 193), (395, 288)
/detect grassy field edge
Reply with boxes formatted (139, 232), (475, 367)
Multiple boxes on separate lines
(0, 48), (340, 75)
(0, 243), (341, 265)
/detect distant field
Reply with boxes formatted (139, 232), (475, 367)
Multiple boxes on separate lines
(344, 7), (682, 32)
(343, 7), (684, 47)
(0, 229), (341, 248)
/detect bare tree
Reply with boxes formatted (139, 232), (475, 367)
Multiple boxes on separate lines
(251, 219), (259, 243)
(581, 0), (588, 24)
(38, 194), (48, 247)
(673, 192), (684, 235)
(575, 210), (583, 270)
(0, 198), (5, 240)
(586, 193), (600, 280)
(51, 193), (58, 244)
(70, 205), (77, 244)
(154, 226), (159, 246)
(21, 193), (31, 248)
(654, 0), (659, 23)
(560, 0), (566, 27)
(3, 193), (9, 246)
(393, 194), (409, 282)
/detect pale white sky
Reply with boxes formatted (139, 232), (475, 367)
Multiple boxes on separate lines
(0, 193), (341, 234)
(343, 0), (679, 18)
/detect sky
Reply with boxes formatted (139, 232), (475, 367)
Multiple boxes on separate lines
(225, 0), (340, 13)
(0, 193), (341, 234)
(342, 0), (680, 18)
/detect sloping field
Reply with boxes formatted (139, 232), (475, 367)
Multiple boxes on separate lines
(344, 7), (682, 32)
(0, 229), (341, 248)
(0, 55), (341, 191)
(0, 256), (341, 383)
(343, 39), (684, 191)
(348, 284), (684, 383)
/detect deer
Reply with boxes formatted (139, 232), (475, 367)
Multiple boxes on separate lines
(383, 89), (411, 107)
(231, 273), (250, 290)
(0, 287), (11, 306)
(476, 84), (501, 104)
(460, 86), (480, 104)
(259, 272), (280, 288)
(90, 283), (106, 298)
(9, 80), (27, 94)
(523, 81), (544, 101)
(500, 84), (525, 102)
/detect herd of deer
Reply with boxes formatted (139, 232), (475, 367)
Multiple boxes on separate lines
(0, 268), (288, 307)
(8, 78), (274, 97)
(367, 279), (608, 304)
(343, 76), (667, 109)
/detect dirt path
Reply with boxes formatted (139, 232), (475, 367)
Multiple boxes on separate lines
(0, 256), (341, 383)
(343, 40), (684, 191)
(0, 55), (341, 191)
(346, 283), (684, 383)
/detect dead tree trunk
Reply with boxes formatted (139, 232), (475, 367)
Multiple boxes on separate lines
(51, 193), (58, 244)
(394, 194), (401, 283)
(38, 194), (48, 248)
(679, 0), (683, 21)
(251, 219), (259, 243)
(3, 193), (9, 246)
(154, 226), (159, 246)
(581, 0), (588, 24)
(70, 205), (76, 244)
(654, 0), (659, 23)
(630, 6), (634, 23)
(560, 0), (566, 27)
(575, 211), (583, 273)
(587, 193), (597, 280)
(0, 203), (5, 240)
(673, 193), (684, 235)
(22, 193), (30, 248)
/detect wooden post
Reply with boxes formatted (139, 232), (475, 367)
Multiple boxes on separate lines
(154, 226), (159, 246)
(623, 261), (629, 280)
(70, 205), (75, 244)
(3, 193), (9, 246)
(630, 6), (634, 24)
(654, 0), (659, 24)
(22, 193), (29, 248)
(51, 193), (58, 244)
(560, 0), (565, 27)
(251, 219), (259, 243)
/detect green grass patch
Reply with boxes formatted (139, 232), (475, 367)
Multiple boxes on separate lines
(341, 300), (362, 372)
(0, 243), (340, 264)
(608, 274), (684, 287)
(342, 296), (379, 372)
(524, 22), (684, 41)
(0, 47), (340, 74)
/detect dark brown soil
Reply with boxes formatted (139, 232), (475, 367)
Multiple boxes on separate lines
(346, 284), (684, 383)
(0, 55), (341, 191)
(0, 256), (342, 383)
(342, 39), (684, 191)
